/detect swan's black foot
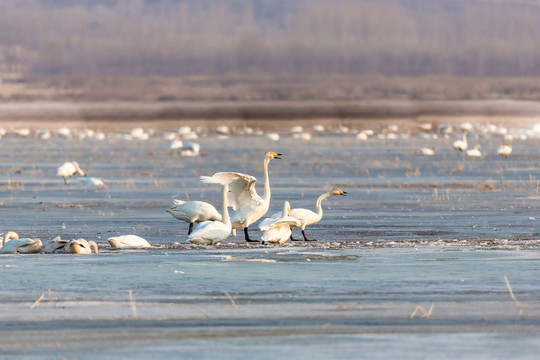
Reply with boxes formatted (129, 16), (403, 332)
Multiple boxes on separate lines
(244, 227), (260, 242)
(302, 230), (316, 241)
(188, 222), (194, 235)
(291, 238), (303, 241)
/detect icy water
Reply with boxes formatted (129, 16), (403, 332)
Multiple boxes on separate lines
(1, 125), (540, 359)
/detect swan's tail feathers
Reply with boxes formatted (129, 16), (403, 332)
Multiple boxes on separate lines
(200, 175), (224, 185)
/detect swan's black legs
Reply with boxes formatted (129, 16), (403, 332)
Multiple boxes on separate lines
(188, 222), (194, 235)
(245, 227), (259, 242)
(302, 230), (317, 241)
(291, 232), (302, 241)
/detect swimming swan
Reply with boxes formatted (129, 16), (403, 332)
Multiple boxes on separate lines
(108, 235), (151, 248)
(66, 238), (98, 254)
(275, 188), (347, 241)
(188, 185), (231, 245)
(167, 200), (222, 235)
(200, 151), (281, 242)
(0, 232), (43, 254)
(258, 201), (301, 244)
(57, 161), (86, 184)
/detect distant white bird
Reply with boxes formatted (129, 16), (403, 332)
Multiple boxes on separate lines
(57, 161), (86, 184)
(258, 201), (301, 244)
(292, 133), (311, 141)
(66, 238), (98, 254)
(36, 129), (51, 140)
(13, 128), (31, 137)
(108, 235), (151, 249)
(80, 177), (107, 189)
(453, 133), (468, 151)
(266, 133), (280, 141)
(167, 200), (222, 234)
(57, 127), (72, 138)
(188, 185), (232, 245)
(466, 145), (482, 157)
(419, 147), (435, 156)
(0, 232), (42, 254)
(497, 144), (512, 157)
(290, 126), (303, 133)
(274, 188), (347, 241)
(170, 138), (184, 151)
(200, 151), (281, 242)
(180, 143), (200, 157)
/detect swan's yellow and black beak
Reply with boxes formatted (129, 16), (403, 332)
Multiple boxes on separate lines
(338, 189), (347, 196)
(271, 152), (282, 159)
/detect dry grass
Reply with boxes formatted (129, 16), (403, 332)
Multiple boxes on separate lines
(128, 290), (138, 319)
(30, 292), (45, 309)
(410, 303), (435, 319)
(503, 274), (529, 317)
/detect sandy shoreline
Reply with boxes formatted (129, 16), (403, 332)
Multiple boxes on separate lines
(1, 99), (540, 131)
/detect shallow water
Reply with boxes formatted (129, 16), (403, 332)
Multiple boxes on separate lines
(1, 128), (539, 358)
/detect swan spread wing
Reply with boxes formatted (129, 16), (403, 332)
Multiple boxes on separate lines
(201, 172), (261, 210)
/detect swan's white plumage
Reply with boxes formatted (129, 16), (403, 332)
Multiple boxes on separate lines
(466, 145), (482, 157)
(498, 144), (512, 156)
(188, 185), (231, 245)
(0, 232), (42, 254)
(453, 133), (468, 151)
(80, 177), (107, 189)
(272, 188), (346, 241)
(200, 152), (280, 236)
(259, 201), (301, 244)
(66, 238), (98, 254)
(40, 236), (69, 253)
(57, 161), (86, 183)
(108, 235), (150, 248)
(167, 200), (222, 232)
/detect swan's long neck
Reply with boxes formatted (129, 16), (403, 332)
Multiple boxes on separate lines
(314, 193), (332, 220)
(262, 158), (271, 206)
(462, 133), (468, 144)
(89, 241), (99, 254)
(3, 231), (18, 247)
(221, 186), (230, 226)
(73, 162), (85, 176)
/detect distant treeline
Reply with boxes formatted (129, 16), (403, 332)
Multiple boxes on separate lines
(1, 0), (540, 77)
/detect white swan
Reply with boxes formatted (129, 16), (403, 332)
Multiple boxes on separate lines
(108, 235), (151, 249)
(167, 200), (222, 234)
(188, 185), (231, 245)
(200, 151), (281, 242)
(258, 201), (301, 244)
(419, 147), (435, 156)
(57, 161), (86, 184)
(80, 177), (107, 189)
(40, 236), (70, 253)
(0, 232), (42, 254)
(180, 143), (200, 157)
(66, 238), (98, 254)
(466, 145), (482, 157)
(498, 144), (512, 156)
(453, 133), (468, 151)
(274, 188), (347, 241)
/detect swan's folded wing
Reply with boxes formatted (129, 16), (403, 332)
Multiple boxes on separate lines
(271, 216), (302, 228)
(188, 220), (229, 240)
(258, 217), (276, 231)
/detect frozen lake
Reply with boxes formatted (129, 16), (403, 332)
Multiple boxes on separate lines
(0, 123), (539, 358)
